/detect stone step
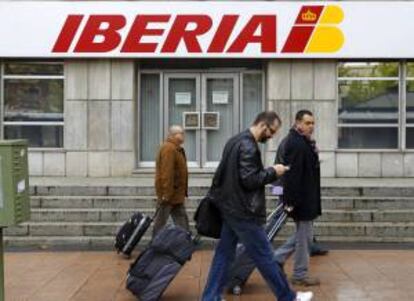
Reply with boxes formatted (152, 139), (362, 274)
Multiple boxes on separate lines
(27, 208), (414, 223)
(30, 184), (414, 198)
(30, 196), (414, 210)
(5, 232), (414, 250)
(5, 221), (414, 239)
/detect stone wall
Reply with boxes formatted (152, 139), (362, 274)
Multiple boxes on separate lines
(266, 60), (414, 178)
(27, 58), (414, 177)
(29, 60), (136, 177)
(266, 60), (337, 177)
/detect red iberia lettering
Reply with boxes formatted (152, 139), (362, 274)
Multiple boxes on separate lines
(121, 15), (171, 53)
(161, 15), (212, 53)
(227, 16), (276, 53)
(74, 15), (126, 52)
(52, 15), (84, 53)
(52, 13), (278, 54)
(207, 15), (239, 53)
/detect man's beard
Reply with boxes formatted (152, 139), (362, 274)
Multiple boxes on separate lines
(258, 135), (269, 144)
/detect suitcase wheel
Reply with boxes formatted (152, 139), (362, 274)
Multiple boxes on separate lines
(232, 285), (242, 295)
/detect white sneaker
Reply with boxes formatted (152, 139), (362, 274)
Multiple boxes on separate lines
(296, 291), (313, 301)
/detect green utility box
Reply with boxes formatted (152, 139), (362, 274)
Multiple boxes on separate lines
(0, 140), (30, 227)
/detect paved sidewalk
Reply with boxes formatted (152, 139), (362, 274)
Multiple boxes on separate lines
(4, 250), (414, 300)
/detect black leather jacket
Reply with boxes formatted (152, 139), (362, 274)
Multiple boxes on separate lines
(211, 130), (278, 224)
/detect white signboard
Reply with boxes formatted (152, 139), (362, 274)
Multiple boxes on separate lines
(175, 92), (192, 105)
(212, 91), (229, 104)
(0, 2), (414, 58)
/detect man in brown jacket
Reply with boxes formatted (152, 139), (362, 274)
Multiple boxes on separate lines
(153, 125), (190, 237)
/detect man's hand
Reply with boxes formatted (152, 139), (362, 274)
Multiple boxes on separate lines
(273, 164), (290, 176)
(284, 205), (294, 213)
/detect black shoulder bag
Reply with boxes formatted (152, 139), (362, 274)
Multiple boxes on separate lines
(193, 139), (238, 239)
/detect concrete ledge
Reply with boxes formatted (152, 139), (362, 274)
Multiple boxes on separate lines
(29, 176), (414, 188)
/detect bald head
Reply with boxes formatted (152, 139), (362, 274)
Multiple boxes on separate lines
(168, 125), (185, 145)
(168, 125), (184, 136)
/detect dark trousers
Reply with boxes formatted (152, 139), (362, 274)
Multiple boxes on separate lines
(201, 216), (296, 301)
(152, 202), (190, 237)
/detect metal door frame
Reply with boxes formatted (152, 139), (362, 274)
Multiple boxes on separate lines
(164, 73), (201, 168)
(136, 69), (264, 170)
(201, 73), (239, 168)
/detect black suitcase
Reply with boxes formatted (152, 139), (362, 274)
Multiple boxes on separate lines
(114, 209), (158, 257)
(126, 224), (194, 301)
(226, 201), (288, 295)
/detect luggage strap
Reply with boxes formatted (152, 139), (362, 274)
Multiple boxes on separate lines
(154, 249), (186, 266)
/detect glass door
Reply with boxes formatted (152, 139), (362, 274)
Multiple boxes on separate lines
(164, 73), (201, 168)
(201, 73), (239, 168)
(139, 70), (263, 170)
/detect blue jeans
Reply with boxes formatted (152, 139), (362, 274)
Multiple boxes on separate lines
(201, 216), (296, 301)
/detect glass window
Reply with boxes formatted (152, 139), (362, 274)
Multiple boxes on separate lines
(4, 79), (63, 122)
(242, 72), (263, 129)
(338, 127), (398, 149)
(4, 62), (63, 76)
(2, 62), (64, 148)
(406, 127), (414, 149)
(140, 73), (161, 161)
(407, 62), (414, 78)
(338, 62), (399, 78)
(5, 125), (63, 148)
(406, 63), (414, 148)
(338, 62), (399, 149)
(338, 80), (399, 124)
(407, 80), (414, 124)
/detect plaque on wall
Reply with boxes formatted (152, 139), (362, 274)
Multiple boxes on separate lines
(212, 91), (229, 104)
(203, 112), (220, 130)
(183, 112), (200, 129)
(175, 92), (192, 105)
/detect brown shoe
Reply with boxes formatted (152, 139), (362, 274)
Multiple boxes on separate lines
(290, 276), (320, 287)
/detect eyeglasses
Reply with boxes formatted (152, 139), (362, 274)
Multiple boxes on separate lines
(266, 124), (277, 135)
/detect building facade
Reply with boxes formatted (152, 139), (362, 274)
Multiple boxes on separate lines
(1, 1), (414, 178)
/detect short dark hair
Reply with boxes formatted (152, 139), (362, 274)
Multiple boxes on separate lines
(253, 111), (281, 127)
(295, 110), (313, 122)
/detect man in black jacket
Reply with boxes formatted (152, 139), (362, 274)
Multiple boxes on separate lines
(201, 112), (313, 301)
(273, 110), (322, 287)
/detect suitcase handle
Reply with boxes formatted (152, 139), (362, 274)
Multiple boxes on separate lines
(151, 206), (162, 221)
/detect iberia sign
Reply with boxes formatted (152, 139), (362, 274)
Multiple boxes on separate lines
(0, 2), (413, 58)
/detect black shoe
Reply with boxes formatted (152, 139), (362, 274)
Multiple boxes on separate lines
(310, 244), (329, 256)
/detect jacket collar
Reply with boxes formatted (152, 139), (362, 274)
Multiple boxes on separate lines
(244, 129), (257, 143)
(289, 127), (303, 138)
(166, 137), (181, 148)
(290, 127), (319, 154)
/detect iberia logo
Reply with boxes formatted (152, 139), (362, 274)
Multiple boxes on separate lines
(282, 5), (344, 53)
(52, 5), (344, 55)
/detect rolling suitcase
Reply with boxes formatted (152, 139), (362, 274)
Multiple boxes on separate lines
(226, 200), (288, 295)
(126, 224), (194, 301)
(114, 208), (159, 257)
